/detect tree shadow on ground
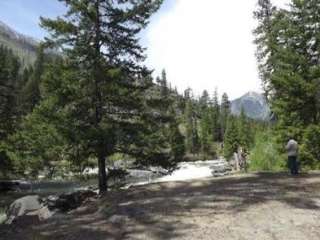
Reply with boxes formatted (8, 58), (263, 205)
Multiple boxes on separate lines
(1, 172), (320, 240)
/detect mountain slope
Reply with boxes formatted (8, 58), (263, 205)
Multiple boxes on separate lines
(0, 21), (38, 65)
(231, 91), (270, 120)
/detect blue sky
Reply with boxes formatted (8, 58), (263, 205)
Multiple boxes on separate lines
(0, 0), (66, 39)
(0, 0), (174, 40)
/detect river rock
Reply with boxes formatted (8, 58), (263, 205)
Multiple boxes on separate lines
(149, 166), (168, 175)
(5, 195), (53, 224)
(46, 190), (97, 212)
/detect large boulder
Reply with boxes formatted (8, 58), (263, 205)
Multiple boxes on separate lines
(46, 190), (97, 212)
(5, 195), (52, 224)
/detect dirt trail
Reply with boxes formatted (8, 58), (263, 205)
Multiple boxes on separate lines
(1, 172), (320, 240)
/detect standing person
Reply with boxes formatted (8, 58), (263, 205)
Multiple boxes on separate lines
(285, 138), (299, 175)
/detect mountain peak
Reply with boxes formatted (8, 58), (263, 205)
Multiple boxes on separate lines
(231, 91), (270, 120)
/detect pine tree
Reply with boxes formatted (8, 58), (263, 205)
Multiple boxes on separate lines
(220, 92), (230, 140)
(143, 70), (185, 167)
(253, 0), (276, 96)
(253, 0), (320, 168)
(0, 46), (21, 177)
(157, 69), (169, 97)
(199, 90), (212, 157)
(223, 115), (239, 159)
(211, 88), (221, 142)
(184, 91), (200, 154)
(0, 46), (20, 140)
(238, 107), (252, 152)
(254, 0), (320, 132)
(199, 90), (209, 112)
(168, 109), (185, 163)
(7, 98), (67, 178)
(185, 99), (194, 152)
(21, 46), (44, 113)
(40, 0), (163, 193)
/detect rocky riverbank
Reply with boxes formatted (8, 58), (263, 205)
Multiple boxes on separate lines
(0, 159), (233, 226)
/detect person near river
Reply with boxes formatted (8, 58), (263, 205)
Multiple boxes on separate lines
(285, 138), (299, 175)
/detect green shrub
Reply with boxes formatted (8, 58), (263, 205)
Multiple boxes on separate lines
(249, 130), (285, 171)
(300, 125), (320, 170)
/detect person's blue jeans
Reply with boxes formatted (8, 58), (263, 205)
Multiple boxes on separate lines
(288, 156), (298, 175)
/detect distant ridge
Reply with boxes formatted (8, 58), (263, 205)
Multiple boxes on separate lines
(0, 20), (38, 65)
(231, 91), (270, 120)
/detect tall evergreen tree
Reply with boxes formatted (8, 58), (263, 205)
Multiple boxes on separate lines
(220, 92), (230, 140)
(223, 115), (239, 159)
(211, 88), (221, 142)
(199, 90), (209, 111)
(199, 90), (212, 157)
(238, 108), (252, 152)
(21, 46), (45, 113)
(184, 91), (200, 154)
(7, 98), (67, 178)
(0, 46), (20, 140)
(40, 0), (163, 193)
(253, 0), (276, 96)
(168, 108), (185, 163)
(254, 0), (320, 168)
(0, 46), (21, 177)
(144, 70), (185, 167)
(157, 69), (169, 97)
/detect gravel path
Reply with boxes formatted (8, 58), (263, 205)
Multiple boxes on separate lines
(1, 172), (320, 240)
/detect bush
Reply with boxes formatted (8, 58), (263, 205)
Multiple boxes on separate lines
(300, 125), (320, 170)
(249, 130), (285, 171)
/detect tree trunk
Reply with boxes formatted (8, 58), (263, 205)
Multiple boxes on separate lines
(98, 152), (107, 194)
(93, 0), (107, 194)
(234, 152), (240, 171)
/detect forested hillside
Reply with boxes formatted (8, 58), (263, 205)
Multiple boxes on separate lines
(0, 21), (38, 66)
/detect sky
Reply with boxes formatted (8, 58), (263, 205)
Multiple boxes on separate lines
(0, 0), (290, 100)
(0, 0), (65, 39)
(145, 0), (290, 99)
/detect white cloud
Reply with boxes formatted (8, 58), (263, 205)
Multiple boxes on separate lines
(145, 0), (290, 99)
